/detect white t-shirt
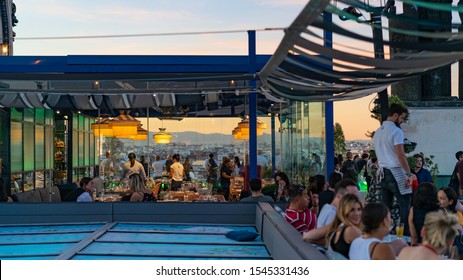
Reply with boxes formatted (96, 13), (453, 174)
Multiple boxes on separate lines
(122, 160), (146, 181)
(317, 204), (337, 228)
(100, 158), (114, 177)
(373, 121), (404, 169)
(152, 160), (166, 177)
(170, 162), (184, 182)
(77, 192), (93, 202)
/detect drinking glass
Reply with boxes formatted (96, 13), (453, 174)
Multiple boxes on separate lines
(395, 223), (404, 239)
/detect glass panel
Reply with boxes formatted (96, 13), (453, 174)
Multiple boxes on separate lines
(73, 131), (78, 167)
(90, 134), (95, 165)
(11, 108), (23, 121)
(45, 126), (54, 170)
(11, 173), (23, 193)
(308, 102), (326, 177)
(279, 101), (326, 183)
(84, 117), (90, 130)
(35, 171), (45, 189)
(24, 108), (35, 123)
(35, 125), (45, 170)
(45, 110), (54, 125)
(84, 133), (90, 166)
(35, 108), (45, 124)
(79, 132), (84, 166)
(23, 123), (35, 171)
(73, 114), (78, 130)
(24, 172), (34, 191)
(79, 115), (84, 130)
(11, 122), (23, 172)
(45, 171), (53, 189)
(73, 168), (86, 183)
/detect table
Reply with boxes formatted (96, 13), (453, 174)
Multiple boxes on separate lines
(97, 194), (122, 202)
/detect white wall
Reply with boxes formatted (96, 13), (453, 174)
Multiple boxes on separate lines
(402, 107), (463, 175)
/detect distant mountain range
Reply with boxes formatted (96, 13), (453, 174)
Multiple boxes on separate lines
(148, 131), (274, 145)
(124, 131), (371, 146)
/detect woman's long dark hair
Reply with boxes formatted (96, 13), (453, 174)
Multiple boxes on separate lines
(362, 202), (389, 234)
(128, 152), (136, 168)
(440, 187), (458, 213)
(234, 156), (241, 168)
(413, 182), (439, 211)
(274, 171), (290, 189)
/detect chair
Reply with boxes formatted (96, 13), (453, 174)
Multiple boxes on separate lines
(38, 186), (62, 202)
(57, 183), (78, 200)
(16, 190), (42, 202)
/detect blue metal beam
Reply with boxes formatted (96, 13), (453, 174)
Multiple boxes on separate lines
(0, 55), (271, 75)
(323, 12), (334, 176)
(248, 31), (258, 180)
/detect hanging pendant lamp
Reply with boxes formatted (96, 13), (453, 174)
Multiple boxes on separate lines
(232, 127), (248, 140)
(153, 128), (172, 144)
(132, 126), (148, 141)
(91, 118), (114, 137)
(110, 114), (139, 137)
(115, 124), (148, 141)
(232, 117), (267, 140)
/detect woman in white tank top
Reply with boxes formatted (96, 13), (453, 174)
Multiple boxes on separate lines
(349, 202), (407, 260)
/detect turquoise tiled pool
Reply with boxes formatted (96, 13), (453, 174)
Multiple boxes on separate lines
(0, 223), (271, 260)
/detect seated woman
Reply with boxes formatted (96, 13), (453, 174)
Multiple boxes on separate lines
(274, 171), (291, 202)
(409, 182), (440, 245)
(398, 211), (459, 260)
(438, 187), (463, 227)
(128, 173), (155, 202)
(63, 177), (95, 202)
(303, 193), (363, 255)
(349, 202), (407, 260)
(325, 194), (363, 259)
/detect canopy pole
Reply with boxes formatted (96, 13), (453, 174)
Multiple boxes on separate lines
(248, 30), (257, 180)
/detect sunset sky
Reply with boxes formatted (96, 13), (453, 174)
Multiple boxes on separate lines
(11, 0), (455, 140)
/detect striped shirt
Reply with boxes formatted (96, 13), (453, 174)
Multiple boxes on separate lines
(285, 208), (317, 233)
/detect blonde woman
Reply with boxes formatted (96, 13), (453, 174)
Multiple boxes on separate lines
(325, 194), (363, 259)
(398, 211), (459, 260)
(302, 194), (363, 253)
(129, 173), (155, 202)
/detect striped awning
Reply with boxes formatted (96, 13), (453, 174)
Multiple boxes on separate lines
(259, 0), (463, 101)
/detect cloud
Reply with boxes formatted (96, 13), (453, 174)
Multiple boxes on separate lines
(16, 0), (196, 33)
(256, 0), (307, 8)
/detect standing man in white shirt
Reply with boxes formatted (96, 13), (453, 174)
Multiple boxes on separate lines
(170, 154), (184, 191)
(373, 103), (416, 235)
(100, 151), (114, 180)
(152, 155), (166, 179)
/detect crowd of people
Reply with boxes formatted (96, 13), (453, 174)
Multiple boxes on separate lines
(3, 104), (463, 260)
(281, 104), (463, 260)
(55, 151), (278, 204)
